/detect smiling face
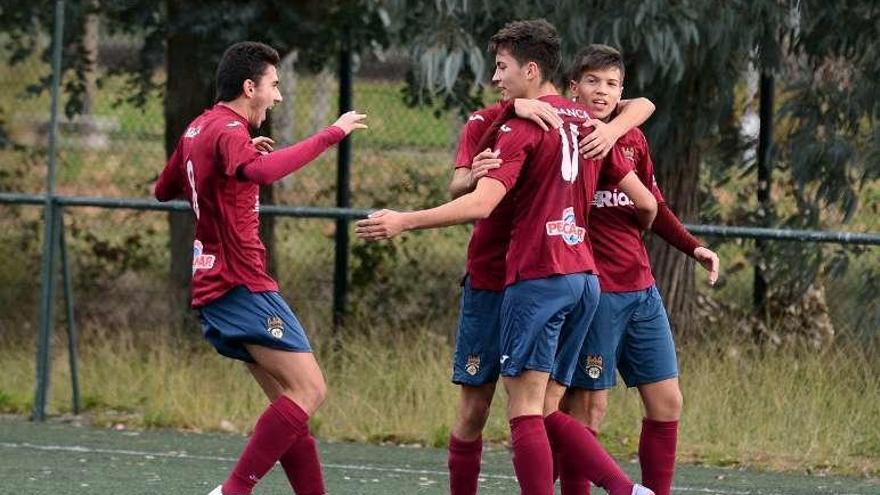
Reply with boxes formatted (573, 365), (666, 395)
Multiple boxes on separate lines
(570, 66), (623, 120)
(492, 48), (535, 100)
(244, 64), (282, 128)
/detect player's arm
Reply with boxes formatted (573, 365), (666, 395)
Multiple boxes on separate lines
(579, 97), (655, 159)
(356, 178), (507, 240)
(154, 146), (185, 202)
(238, 111), (366, 184)
(617, 171), (657, 229)
(651, 203), (719, 284)
(449, 149), (502, 199)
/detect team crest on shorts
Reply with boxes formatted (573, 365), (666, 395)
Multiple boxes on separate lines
(267, 316), (284, 339)
(465, 354), (481, 376)
(583, 355), (603, 379)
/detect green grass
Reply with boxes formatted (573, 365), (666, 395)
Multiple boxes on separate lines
(1, 327), (877, 476)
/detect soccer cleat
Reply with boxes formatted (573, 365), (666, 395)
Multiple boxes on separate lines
(631, 484), (655, 495)
(207, 485), (224, 495)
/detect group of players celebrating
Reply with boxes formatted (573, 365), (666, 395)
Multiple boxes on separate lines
(155, 16), (719, 495)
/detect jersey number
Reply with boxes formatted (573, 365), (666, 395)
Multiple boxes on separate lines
(559, 123), (580, 183)
(186, 159), (200, 220)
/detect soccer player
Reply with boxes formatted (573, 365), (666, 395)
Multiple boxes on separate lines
(561, 44), (721, 495)
(153, 41), (366, 495)
(446, 91), (655, 495)
(356, 20), (656, 495)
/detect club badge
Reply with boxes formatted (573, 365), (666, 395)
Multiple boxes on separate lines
(583, 355), (603, 379)
(267, 316), (284, 339)
(465, 354), (481, 376)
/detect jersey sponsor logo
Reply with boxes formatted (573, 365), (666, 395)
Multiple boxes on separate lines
(184, 126), (201, 138)
(622, 146), (636, 162)
(545, 207), (586, 246)
(465, 354), (481, 376)
(593, 189), (633, 208)
(582, 354), (604, 379)
(468, 114), (485, 122)
(500, 124), (512, 133)
(267, 316), (284, 339)
(226, 121), (242, 128)
(192, 239), (216, 274)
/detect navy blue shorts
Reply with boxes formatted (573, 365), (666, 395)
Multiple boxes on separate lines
(499, 273), (600, 386)
(571, 284), (678, 390)
(198, 286), (311, 363)
(451, 277), (503, 386)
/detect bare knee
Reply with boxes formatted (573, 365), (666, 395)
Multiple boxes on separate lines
(640, 380), (682, 421)
(562, 389), (608, 432)
(454, 385), (495, 440)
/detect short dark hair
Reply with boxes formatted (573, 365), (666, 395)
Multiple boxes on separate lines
(488, 19), (561, 84)
(215, 41), (281, 102)
(569, 44), (626, 83)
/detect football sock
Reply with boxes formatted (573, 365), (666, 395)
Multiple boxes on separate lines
(279, 432), (326, 495)
(545, 411), (633, 495)
(222, 395), (311, 495)
(639, 418), (678, 495)
(558, 425), (596, 495)
(509, 415), (554, 495)
(448, 434), (483, 495)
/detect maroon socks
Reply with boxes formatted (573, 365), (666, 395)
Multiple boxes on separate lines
(448, 434), (483, 495)
(544, 411), (633, 495)
(222, 396), (315, 495)
(279, 432), (326, 495)
(639, 418), (678, 495)
(509, 415), (555, 495)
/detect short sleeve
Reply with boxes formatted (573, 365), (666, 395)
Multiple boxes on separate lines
(600, 144), (635, 186)
(485, 119), (536, 191)
(217, 127), (262, 177)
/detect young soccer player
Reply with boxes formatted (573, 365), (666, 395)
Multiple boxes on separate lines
(153, 41), (366, 495)
(561, 44), (721, 495)
(446, 95), (655, 495)
(356, 20), (657, 495)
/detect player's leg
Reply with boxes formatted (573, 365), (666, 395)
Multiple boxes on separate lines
(617, 285), (680, 495)
(448, 278), (503, 495)
(247, 363), (326, 495)
(545, 275), (645, 495)
(500, 276), (582, 495)
(200, 287), (324, 495)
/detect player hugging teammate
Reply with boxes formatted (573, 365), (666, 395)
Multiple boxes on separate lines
(357, 18), (720, 495)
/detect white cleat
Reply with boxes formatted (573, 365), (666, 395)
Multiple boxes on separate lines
(632, 484), (655, 495)
(207, 485), (224, 495)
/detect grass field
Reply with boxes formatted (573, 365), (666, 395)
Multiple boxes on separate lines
(2, 416), (878, 495)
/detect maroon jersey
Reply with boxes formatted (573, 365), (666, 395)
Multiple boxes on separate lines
(455, 103), (516, 291)
(486, 95), (632, 285)
(589, 128), (664, 292)
(154, 105), (312, 307)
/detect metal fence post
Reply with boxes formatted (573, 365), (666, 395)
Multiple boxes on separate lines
(57, 208), (81, 414)
(32, 0), (66, 422)
(333, 33), (353, 330)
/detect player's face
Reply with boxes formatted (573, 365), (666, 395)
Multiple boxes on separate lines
(247, 65), (282, 128)
(570, 67), (623, 120)
(492, 49), (529, 100)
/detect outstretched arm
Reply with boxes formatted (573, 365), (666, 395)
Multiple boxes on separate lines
(356, 178), (507, 241)
(238, 111), (366, 185)
(652, 205), (720, 285)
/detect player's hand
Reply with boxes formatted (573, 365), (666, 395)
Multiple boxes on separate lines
(252, 136), (275, 154)
(332, 110), (368, 135)
(355, 209), (408, 241)
(514, 98), (563, 131)
(579, 118), (621, 159)
(693, 246), (720, 285)
(468, 148), (502, 187)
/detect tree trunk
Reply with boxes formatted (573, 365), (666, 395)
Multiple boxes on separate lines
(164, 1), (213, 329)
(647, 141), (700, 341)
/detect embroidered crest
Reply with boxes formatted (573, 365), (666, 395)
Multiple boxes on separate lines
(267, 316), (284, 339)
(465, 354), (481, 376)
(622, 146), (636, 162)
(583, 355), (604, 379)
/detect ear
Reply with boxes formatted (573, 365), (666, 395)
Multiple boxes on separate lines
(525, 61), (540, 81)
(569, 80), (578, 97)
(243, 79), (256, 98)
